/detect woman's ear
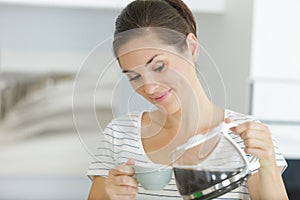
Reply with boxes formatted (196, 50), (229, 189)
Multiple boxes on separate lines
(186, 33), (200, 62)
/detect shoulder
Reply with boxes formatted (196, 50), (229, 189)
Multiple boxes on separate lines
(103, 111), (142, 136)
(109, 112), (141, 128)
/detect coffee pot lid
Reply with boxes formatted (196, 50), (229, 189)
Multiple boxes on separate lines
(172, 122), (228, 153)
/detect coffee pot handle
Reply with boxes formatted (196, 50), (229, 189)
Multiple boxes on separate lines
(225, 122), (261, 173)
(248, 156), (260, 172)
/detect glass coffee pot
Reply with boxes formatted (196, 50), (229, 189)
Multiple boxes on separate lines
(170, 122), (259, 200)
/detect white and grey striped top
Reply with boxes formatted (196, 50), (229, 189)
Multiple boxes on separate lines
(87, 109), (287, 200)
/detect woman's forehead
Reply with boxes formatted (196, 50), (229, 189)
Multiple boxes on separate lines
(118, 35), (165, 53)
(118, 48), (164, 70)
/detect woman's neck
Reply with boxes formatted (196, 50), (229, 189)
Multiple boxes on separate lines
(157, 80), (224, 134)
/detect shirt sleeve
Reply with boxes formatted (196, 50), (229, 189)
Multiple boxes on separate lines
(271, 136), (288, 173)
(86, 120), (116, 180)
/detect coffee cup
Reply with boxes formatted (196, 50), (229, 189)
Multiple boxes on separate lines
(134, 164), (172, 190)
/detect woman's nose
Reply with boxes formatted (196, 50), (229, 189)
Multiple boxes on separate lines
(143, 83), (159, 94)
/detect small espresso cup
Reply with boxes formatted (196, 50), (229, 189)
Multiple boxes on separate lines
(134, 164), (172, 190)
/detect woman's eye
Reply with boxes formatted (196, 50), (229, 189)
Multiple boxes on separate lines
(129, 74), (141, 81)
(153, 63), (165, 72)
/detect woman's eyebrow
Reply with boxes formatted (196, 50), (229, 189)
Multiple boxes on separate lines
(122, 54), (163, 73)
(122, 69), (133, 73)
(145, 54), (162, 67)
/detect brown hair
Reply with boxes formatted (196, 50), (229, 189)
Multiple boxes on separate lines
(113, 0), (197, 56)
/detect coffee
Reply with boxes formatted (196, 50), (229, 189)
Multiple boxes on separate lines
(174, 167), (248, 199)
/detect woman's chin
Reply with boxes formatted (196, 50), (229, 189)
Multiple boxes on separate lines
(156, 104), (181, 116)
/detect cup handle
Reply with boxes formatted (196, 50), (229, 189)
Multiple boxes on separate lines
(132, 166), (137, 178)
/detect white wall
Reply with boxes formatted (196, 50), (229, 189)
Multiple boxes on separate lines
(195, 0), (253, 113)
(0, 5), (119, 72)
(250, 0), (300, 159)
(0, 5), (117, 50)
(251, 0), (300, 79)
(0, 0), (253, 114)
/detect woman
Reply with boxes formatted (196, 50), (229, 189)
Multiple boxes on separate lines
(87, 0), (288, 199)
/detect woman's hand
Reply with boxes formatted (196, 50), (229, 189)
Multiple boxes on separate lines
(225, 119), (289, 199)
(225, 118), (276, 169)
(104, 158), (139, 200)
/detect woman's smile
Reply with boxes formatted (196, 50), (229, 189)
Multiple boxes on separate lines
(152, 88), (173, 103)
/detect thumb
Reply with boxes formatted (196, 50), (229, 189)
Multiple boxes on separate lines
(126, 158), (135, 165)
(224, 118), (232, 123)
(224, 118), (236, 131)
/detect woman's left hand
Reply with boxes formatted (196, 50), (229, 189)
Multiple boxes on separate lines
(225, 118), (277, 169)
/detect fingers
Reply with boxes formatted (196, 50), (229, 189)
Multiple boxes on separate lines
(232, 122), (273, 144)
(110, 194), (137, 200)
(226, 120), (277, 168)
(105, 175), (139, 199)
(244, 145), (274, 159)
(112, 175), (139, 188)
(105, 185), (137, 200)
(238, 129), (272, 141)
(243, 138), (273, 152)
(234, 121), (269, 133)
(105, 159), (139, 199)
(109, 164), (135, 176)
(109, 194), (137, 200)
(107, 181), (138, 194)
(126, 158), (135, 165)
(107, 164), (138, 191)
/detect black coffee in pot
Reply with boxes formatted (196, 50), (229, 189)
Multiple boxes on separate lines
(174, 167), (248, 199)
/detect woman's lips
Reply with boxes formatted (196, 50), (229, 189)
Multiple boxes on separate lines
(153, 89), (173, 102)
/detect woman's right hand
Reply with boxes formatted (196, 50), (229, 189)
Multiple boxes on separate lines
(104, 158), (139, 200)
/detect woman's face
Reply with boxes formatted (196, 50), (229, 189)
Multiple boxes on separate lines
(117, 34), (199, 115)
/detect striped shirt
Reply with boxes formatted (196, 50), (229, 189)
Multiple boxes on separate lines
(87, 109), (287, 199)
